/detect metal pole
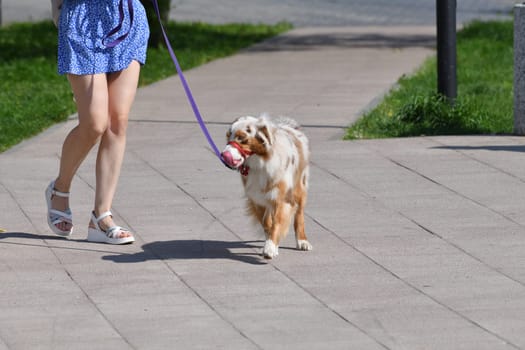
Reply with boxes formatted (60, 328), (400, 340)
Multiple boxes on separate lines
(0, 0), (3, 26)
(436, 0), (457, 104)
(514, 4), (525, 135)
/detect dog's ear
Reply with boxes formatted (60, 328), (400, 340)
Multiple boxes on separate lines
(256, 117), (273, 146)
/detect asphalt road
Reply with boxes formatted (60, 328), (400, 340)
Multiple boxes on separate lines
(1, 0), (516, 27)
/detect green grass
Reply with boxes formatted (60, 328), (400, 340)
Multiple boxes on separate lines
(345, 20), (514, 140)
(0, 20), (291, 152)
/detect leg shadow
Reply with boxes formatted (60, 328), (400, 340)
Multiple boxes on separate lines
(0, 231), (78, 242)
(0, 231), (123, 253)
(103, 239), (267, 265)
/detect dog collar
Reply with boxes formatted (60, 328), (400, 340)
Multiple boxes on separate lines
(239, 164), (250, 176)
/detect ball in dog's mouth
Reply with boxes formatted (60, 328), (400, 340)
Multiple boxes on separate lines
(221, 146), (244, 169)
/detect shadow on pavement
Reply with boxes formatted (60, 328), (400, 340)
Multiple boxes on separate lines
(0, 231), (68, 241)
(249, 32), (436, 52)
(103, 239), (267, 265)
(432, 144), (525, 153)
(0, 231), (127, 254)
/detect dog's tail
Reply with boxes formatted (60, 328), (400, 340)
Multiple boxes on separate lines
(273, 116), (301, 130)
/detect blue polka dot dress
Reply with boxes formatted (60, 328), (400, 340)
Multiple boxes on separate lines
(57, 0), (150, 75)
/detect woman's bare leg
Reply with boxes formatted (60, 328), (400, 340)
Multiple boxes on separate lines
(92, 61), (141, 236)
(51, 73), (110, 232)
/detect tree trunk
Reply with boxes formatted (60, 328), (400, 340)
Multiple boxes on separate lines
(140, 0), (172, 48)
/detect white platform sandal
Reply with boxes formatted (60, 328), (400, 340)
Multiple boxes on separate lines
(45, 181), (73, 237)
(87, 211), (135, 245)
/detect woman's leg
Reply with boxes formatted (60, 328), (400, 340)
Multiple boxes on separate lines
(92, 61), (141, 235)
(51, 73), (110, 232)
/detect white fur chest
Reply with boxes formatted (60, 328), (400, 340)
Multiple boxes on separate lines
(242, 151), (293, 207)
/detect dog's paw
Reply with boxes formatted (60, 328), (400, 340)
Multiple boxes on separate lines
(296, 240), (313, 251)
(262, 239), (279, 259)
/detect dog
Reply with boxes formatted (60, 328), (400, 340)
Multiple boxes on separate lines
(221, 114), (313, 259)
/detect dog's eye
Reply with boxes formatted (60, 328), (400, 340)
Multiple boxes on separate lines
(236, 135), (249, 144)
(246, 126), (252, 134)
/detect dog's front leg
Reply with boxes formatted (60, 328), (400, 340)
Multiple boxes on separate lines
(263, 202), (292, 259)
(262, 206), (282, 259)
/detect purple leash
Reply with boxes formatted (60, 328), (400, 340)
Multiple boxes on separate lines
(103, 0), (134, 48)
(151, 0), (229, 167)
(103, 0), (228, 167)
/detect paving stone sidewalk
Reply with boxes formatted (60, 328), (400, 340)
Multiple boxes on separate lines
(2, 0), (525, 348)
(2, 23), (525, 349)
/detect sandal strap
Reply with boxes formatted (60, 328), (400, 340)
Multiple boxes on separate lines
(48, 181), (70, 198)
(49, 208), (72, 221)
(91, 211), (112, 229)
(106, 226), (126, 239)
(51, 187), (69, 198)
(51, 216), (73, 225)
(90, 211), (132, 239)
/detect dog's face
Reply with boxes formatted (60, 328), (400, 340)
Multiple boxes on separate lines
(221, 116), (273, 169)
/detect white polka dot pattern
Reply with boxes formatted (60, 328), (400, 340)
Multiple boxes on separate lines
(57, 0), (150, 75)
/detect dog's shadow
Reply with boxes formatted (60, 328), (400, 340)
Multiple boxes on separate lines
(103, 239), (267, 265)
